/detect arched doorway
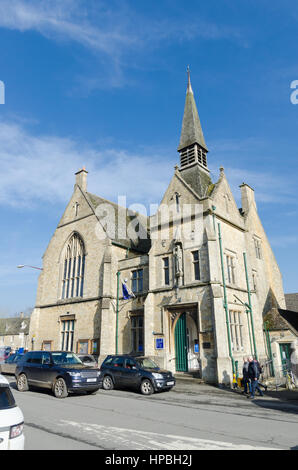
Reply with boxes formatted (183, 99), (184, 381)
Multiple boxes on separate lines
(174, 313), (188, 372)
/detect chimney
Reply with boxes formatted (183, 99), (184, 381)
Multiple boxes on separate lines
(240, 183), (256, 214)
(75, 167), (88, 192)
(20, 312), (24, 319)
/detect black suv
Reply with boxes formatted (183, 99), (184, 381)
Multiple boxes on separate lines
(15, 351), (102, 398)
(100, 355), (176, 395)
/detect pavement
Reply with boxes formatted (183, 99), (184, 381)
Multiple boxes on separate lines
(173, 378), (298, 414)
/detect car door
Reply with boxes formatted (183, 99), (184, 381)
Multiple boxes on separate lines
(109, 357), (126, 387)
(122, 358), (140, 389)
(28, 351), (44, 385)
(38, 352), (55, 388)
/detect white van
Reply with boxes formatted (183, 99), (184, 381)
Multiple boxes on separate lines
(0, 374), (24, 450)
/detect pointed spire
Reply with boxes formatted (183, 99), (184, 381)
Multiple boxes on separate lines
(178, 67), (207, 152)
(187, 65), (193, 94)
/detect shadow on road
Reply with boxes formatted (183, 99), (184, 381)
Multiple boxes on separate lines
(214, 384), (298, 414)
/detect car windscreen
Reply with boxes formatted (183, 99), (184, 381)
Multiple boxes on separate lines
(51, 352), (83, 365)
(0, 385), (16, 409)
(135, 358), (160, 370)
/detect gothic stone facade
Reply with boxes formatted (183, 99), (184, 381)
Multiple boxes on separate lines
(28, 76), (286, 384)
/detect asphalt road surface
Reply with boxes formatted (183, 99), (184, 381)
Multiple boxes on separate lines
(6, 377), (298, 450)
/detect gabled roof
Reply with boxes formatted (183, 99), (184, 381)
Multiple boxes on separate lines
(178, 72), (208, 152)
(85, 192), (151, 254)
(0, 318), (30, 336)
(285, 293), (298, 313)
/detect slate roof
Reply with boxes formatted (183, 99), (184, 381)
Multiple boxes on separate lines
(278, 309), (298, 335)
(285, 293), (298, 313)
(264, 309), (289, 331)
(178, 74), (208, 152)
(0, 317), (30, 336)
(178, 165), (213, 199)
(85, 192), (151, 254)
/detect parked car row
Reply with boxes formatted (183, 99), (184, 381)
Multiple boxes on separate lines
(13, 351), (176, 398)
(1, 350), (175, 450)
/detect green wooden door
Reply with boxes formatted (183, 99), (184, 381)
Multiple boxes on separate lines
(175, 313), (188, 372)
(279, 343), (291, 376)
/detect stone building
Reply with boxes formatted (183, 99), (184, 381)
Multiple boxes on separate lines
(262, 294), (298, 383)
(29, 73), (287, 384)
(0, 315), (30, 351)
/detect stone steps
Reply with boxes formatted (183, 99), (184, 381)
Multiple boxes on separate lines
(174, 372), (204, 383)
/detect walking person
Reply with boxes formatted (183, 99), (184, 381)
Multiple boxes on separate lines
(241, 357), (251, 395)
(254, 358), (268, 392)
(247, 356), (264, 399)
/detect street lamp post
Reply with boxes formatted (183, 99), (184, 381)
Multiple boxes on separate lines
(17, 265), (43, 271)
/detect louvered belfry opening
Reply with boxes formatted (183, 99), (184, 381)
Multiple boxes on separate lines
(179, 143), (208, 170)
(180, 144), (196, 168)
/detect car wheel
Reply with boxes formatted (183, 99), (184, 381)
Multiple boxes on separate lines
(102, 375), (114, 390)
(17, 373), (29, 392)
(53, 378), (68, 398)
(140, 379), (154, 395)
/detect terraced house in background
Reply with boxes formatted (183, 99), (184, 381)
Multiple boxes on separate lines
(28, 73), (289, 385)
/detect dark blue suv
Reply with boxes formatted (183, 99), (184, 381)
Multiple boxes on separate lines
(100, 355), (176, 395)
(15, 351), (102, 398)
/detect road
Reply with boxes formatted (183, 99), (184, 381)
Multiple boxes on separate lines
(6, 377), (298, 450)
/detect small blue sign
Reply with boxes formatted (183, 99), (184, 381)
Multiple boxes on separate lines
(194, 343), (199, 353)
(155, 338), (164, 350)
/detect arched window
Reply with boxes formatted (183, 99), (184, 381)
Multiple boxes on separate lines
(61, 233), (85, 299)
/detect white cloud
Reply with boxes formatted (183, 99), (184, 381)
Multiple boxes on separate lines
(219, 166), (297, 205)
(0, 120), (172, 209)
(0, 120), (296, 212)
(0, 0), (246, 89)
(0, 0), (134, 52)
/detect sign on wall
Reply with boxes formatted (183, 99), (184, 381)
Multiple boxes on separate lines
(155, 338), (164, 350)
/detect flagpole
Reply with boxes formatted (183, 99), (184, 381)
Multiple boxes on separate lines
(116, 271), (120, 354)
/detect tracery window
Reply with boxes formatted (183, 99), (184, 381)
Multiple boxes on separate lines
(61, 233), (85, 299)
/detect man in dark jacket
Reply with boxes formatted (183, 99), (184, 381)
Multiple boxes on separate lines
(247, 356), (264, 399)
(242, 357), (251, 395)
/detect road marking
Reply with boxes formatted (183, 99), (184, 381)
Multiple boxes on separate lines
(60, 420), (279, 450)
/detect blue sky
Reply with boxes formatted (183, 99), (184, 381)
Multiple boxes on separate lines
(0, 0), (298, 316)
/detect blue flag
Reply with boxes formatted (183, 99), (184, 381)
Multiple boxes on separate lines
(122, 281), (135, 300)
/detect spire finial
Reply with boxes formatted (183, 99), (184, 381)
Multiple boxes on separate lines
(187, 65), (193, 94)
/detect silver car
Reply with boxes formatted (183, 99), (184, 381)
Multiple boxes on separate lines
(0, 354), (24, 375)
